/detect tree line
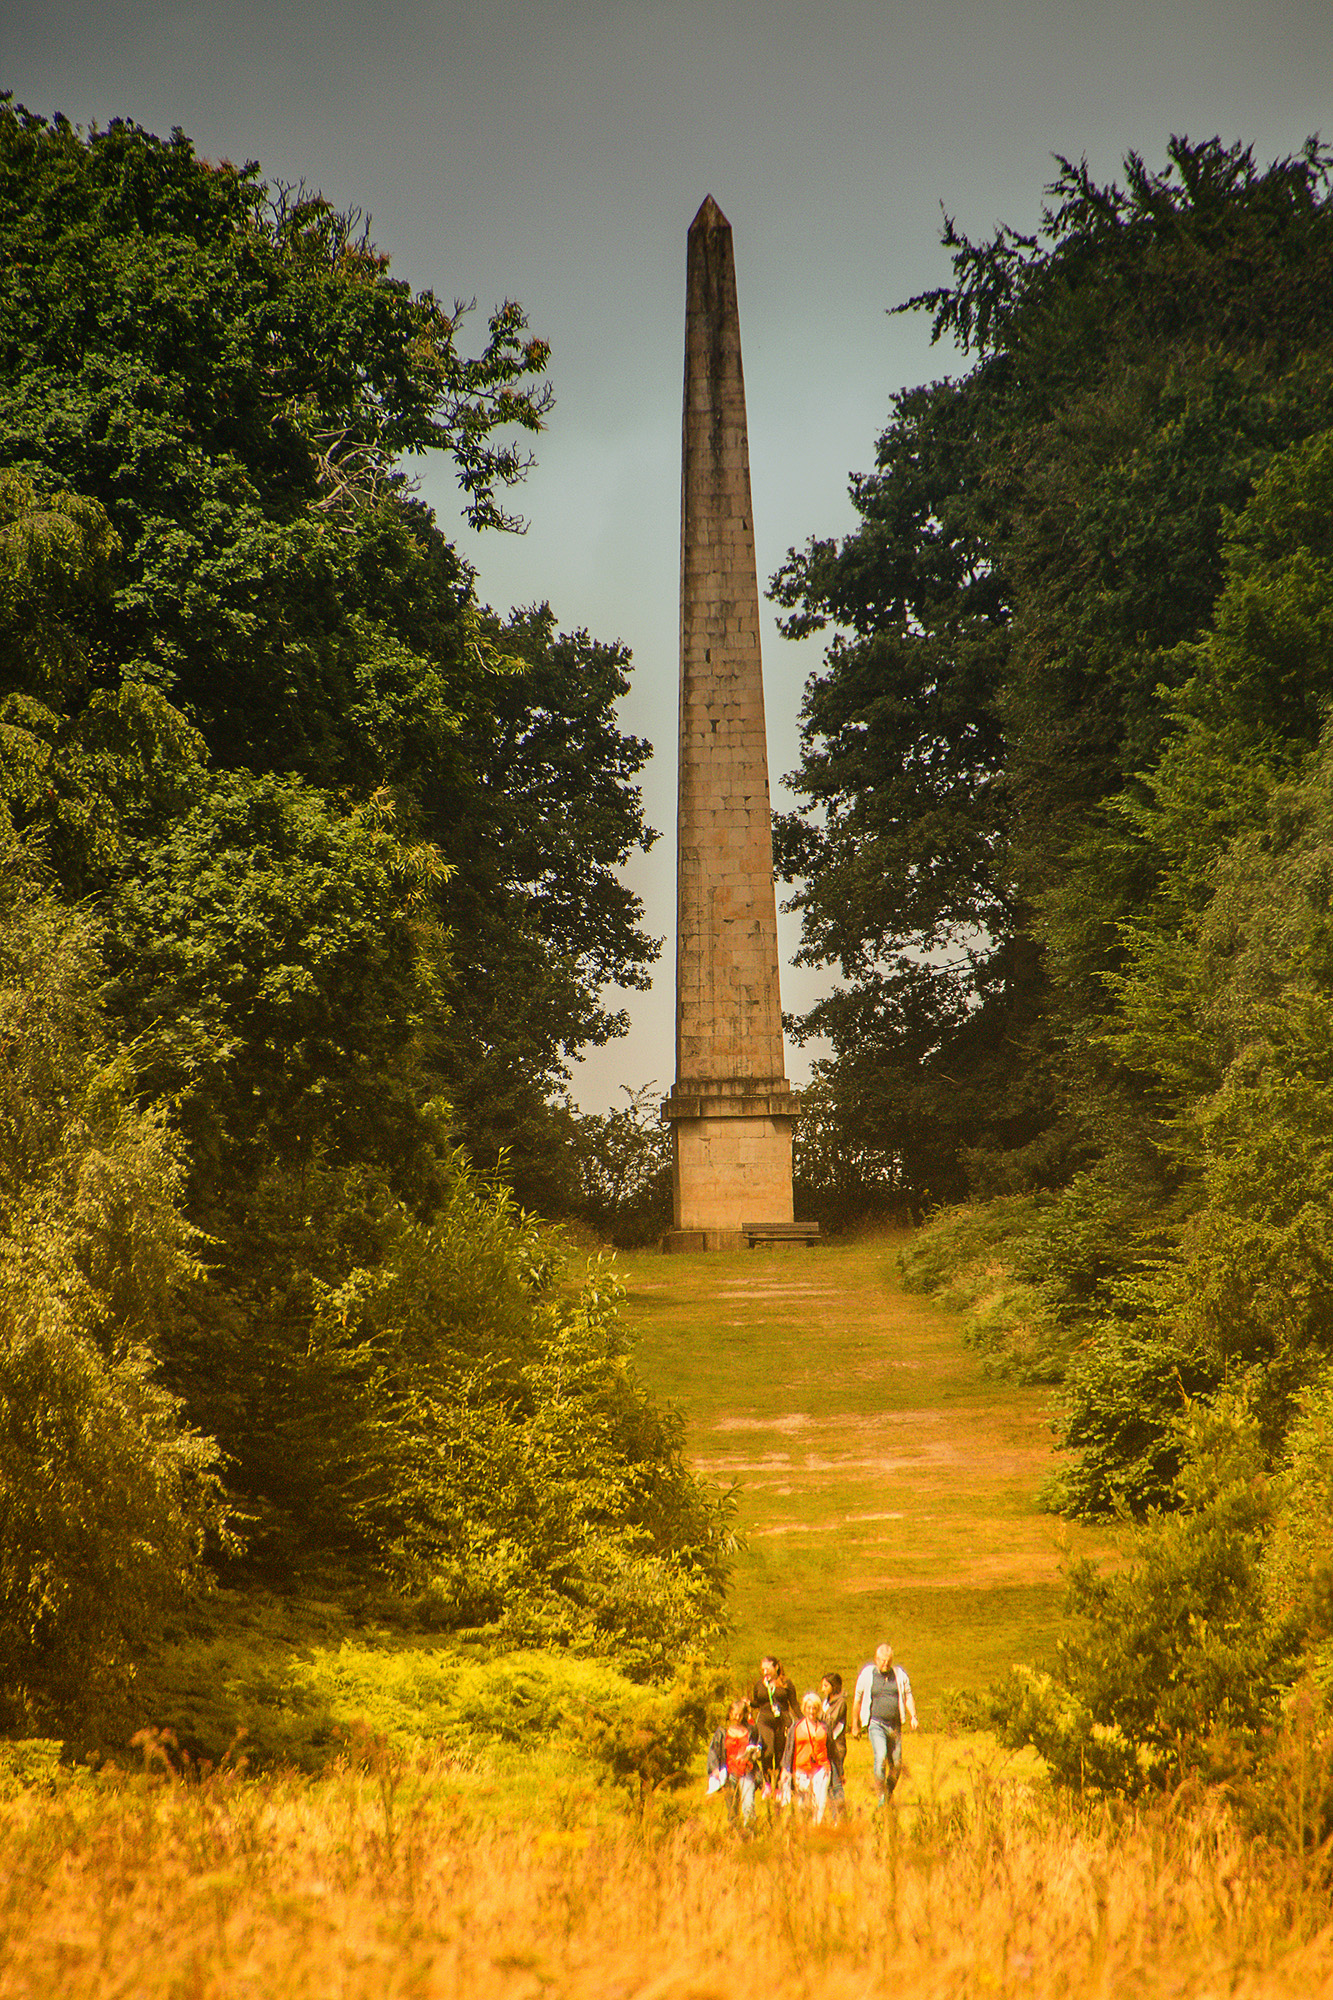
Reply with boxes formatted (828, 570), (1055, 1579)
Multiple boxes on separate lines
(778, 135), (1333, 1810)
(0, 99), (731, 1729)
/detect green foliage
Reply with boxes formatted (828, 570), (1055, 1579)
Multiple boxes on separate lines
(0, 467), (204, 890)
(1265, 1377), (1333, 1684)
(900, 1198), (1094, 1384)
(888, 423), (1333, 1530)
(0, 1328), (223, 1733)
(131, 1112), (734, 1670)
(1056, 1399), (1282, 1780)
(995, 1389), (1333, 1810)
(909, 1190), (1148, 1443)
(568, 1085), (672, 1248)
(576, 1662), (723, 1820)
(984, 1668), (1143, 1796)
(127, 1585), (670, 1773)
(297, 1210), (735, 1673)
(108, 769), (450, 1199)
(0, 100), (700, 1708)
(993, 1399), (1265, 1792)
(1047, 430), (1333, 1510)
(775, 136), (1333, 1204)
(0, 1739), (88, 1799)
(436, 607), (659, 1209)
(0, 101), (657, 1204)
(792, 1074), (904, 1232)
(0, 833), (228, 1729)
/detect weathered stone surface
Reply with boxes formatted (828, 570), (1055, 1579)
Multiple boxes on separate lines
(664, 196), (796, 1240)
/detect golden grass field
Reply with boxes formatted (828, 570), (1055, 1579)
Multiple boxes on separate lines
(3, 1749), (1332, 1999)
(4, 1233), (1332, 1996)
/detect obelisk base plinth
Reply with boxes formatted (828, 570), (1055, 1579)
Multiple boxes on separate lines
(662, 1078), (797, 1250)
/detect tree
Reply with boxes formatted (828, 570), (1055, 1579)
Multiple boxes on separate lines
(993, 1396), (1286, 1795)
(569, 1085), (673, 1247)
(775, 138), (1333, 1204)
(0, 105), (688, 1636)
(994, 1387), (1333, 1815)
(0, 822), (227, 1729)
(0, 101), (658, 1192)
(431, 606), (659, 1207)
(1046, 430), (1333, 1513)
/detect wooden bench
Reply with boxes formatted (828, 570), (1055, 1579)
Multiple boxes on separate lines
(742, 1221), (821, 1248)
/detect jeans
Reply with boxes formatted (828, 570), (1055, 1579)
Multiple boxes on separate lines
(791, 1766), (831, 1824)
(727, 1771), (757, 1825)
(867, 1719), (902, 1793)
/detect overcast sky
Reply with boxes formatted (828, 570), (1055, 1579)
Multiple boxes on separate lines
(7, 1), (1332, 1108)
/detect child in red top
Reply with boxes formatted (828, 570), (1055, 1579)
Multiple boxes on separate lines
(706, 1699), (762, 1826)
(780, 1693), (834, 1823)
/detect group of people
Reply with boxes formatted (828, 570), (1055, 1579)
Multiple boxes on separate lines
(706, 1644), (918, 1827)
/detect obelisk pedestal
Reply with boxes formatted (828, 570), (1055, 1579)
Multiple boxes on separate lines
(662, 196), (803, 1252)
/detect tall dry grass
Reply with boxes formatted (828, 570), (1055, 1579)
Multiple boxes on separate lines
(2, 1747), (1332, 1999)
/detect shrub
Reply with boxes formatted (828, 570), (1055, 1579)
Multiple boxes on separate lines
(0, 839), (228, 1729)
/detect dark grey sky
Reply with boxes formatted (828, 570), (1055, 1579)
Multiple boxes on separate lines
(7, 1), (1332, 1106)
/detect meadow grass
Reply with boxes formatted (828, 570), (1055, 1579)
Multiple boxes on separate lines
(2, 1747), (1330, 1999)
(108, 1231), (1098, 1774)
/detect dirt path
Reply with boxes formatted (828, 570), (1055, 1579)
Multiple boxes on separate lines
(618, 1233), (1109, 1715)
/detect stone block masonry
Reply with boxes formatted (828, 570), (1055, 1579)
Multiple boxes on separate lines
(663, 195), (804, 1250)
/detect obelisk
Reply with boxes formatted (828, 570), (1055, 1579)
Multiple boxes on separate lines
(662, 196), (799, 1251)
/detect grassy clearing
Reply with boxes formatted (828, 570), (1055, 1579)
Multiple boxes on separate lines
(4, 1230), (1326, 1994)
(2, 1752), (1330, 1999)
(619, 1231), (1111, 1708)
(112, 1230), (1095, 1774)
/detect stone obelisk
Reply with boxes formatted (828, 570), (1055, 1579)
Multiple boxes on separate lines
(662, 196), (799, 1251)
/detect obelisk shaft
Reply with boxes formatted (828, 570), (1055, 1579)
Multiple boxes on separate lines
(676, 196), (785, 1086)
(664, 196), (795, 1245)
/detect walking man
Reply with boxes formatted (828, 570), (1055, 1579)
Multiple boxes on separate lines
(851, 1643), (918, 1805)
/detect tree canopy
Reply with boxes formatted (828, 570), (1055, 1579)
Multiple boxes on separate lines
(774, 135), (1333, 1207)
(791, 136), (1333, 1801)
(0, 101), (705, 1710)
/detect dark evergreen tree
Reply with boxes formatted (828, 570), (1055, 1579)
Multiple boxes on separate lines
(775, 137), (1333, 1204)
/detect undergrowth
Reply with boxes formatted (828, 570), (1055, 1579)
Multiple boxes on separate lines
(899, 1198), (1074, 1383)
(80, 1586), (676, 1774)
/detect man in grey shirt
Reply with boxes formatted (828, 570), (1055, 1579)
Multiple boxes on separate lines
(851, 1643), (918, 1805)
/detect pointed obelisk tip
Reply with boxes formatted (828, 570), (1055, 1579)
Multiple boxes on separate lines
(689, 193), (730, 234)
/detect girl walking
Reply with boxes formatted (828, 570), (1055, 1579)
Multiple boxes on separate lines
(821, 1671), (847, 1820)
(707, 1699), (763, 1827)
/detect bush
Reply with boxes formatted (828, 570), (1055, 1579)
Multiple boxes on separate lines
(898, 1197), (1073, 1383)
(567, 1085), (672, 1248)
(995, 1392), (1319, 1796)
(577, 1662), (724, 1821)
(792, 1075), (905, 1233)
(0, 841), (228, 1729)
(166, 1137), (735, 1670)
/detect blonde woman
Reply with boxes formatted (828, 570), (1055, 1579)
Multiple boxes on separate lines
(780, 1692), (835, 1822)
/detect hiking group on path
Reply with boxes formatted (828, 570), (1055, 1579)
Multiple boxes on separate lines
(706, 1643), (918, 1828)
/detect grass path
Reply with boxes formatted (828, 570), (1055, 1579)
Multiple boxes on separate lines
(619, 1232), (1111, 1720)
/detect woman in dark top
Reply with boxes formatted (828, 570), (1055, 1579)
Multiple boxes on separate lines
(750, 1654), (798, 1786)
(821, 1671), (847, 1819)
